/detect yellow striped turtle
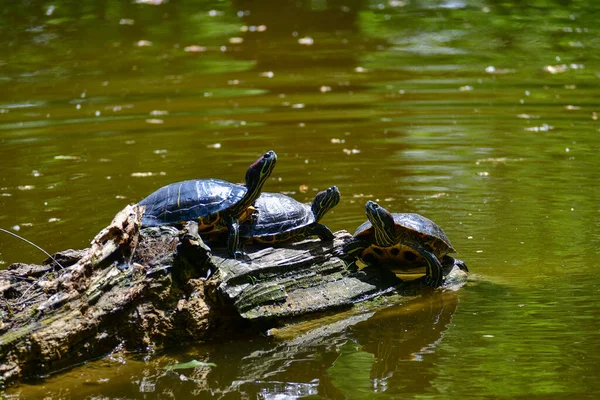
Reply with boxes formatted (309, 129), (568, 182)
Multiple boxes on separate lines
(138, 150), (277, 256)
(239, 186), (340, 244)
(343, 201), (462, 287)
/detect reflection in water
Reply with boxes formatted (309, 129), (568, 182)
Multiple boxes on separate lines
(212, 291), (458, 398)
(9, 291), (460, 399)
(343, 291), (458, 395)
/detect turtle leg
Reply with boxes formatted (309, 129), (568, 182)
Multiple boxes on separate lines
(341, 238), (368, 259)
(311, 223), (334, 241)
(442, 255), (469, 274)
(410, 243), (444, 288)
(225, 217), (243, 258)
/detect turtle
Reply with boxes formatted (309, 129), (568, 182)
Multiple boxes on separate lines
(239, 186), (341, 244)
(343, 200), (464, 288)
(138, 150), (277, 257)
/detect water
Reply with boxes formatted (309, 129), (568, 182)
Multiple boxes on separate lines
(2, 0), (600, 398)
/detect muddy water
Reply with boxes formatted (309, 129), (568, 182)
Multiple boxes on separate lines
(2, 0), (600, 398)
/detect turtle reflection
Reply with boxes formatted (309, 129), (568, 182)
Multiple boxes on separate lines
(348, 291), (459, 393)
(218, 290), (460, 398)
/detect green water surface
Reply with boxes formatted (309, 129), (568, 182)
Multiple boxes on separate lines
(1, 0), (599, 398)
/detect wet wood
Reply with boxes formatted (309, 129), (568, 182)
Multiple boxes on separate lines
(0, 205), (467, 388)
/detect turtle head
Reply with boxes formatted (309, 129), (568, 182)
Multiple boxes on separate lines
(311, 186), (341, 221)
(244, 150), (277, 196)
(365, 201), (396, 246)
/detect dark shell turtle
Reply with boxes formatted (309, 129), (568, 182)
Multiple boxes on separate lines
(239, 186), (340, 244)
(138, 150), (277, 256)
(343, 200), (464, 287)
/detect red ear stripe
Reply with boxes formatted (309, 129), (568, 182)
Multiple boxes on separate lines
(249, 157), (263, 170)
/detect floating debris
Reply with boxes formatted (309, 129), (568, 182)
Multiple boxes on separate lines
(145, 119), (164, 124)
(524, 124), (553, 132)
(211, 120), (245, 126)
(565, 105), (581, 110)
(106, 104), (134, 112)
(299, 184), (309, 193)
(484, 66), (515, 74)
(184, 45), (206, 53)
(136, 40), (153, 47)
(343, 148), (361, 155)
(48, 218), (60, 223)
(150, 110), (169, 116)
(54, 155), (81, 161)
(475, 157), (525, 165)
(17, 185), (35, 191)
(119, 19), (135, 25)
(298, 37), (314, 46)
(240, 25), (267, 32)
(459, 85), (473, 91)
(543, 64), (584, 74)
(320, 86), (332, 93)
(355, 66), (367, 73)
(134, 0), (166, 4)
(131, 172), (166, 177)
(229, 37), (243, 44)
(153, 149), (168, 154)
(330, 138), (345, 144)
(260, 71), (274, 78)
(427, 193), (448, 199)
(291, 103), (305, 109)
(516, 114), (540, 119)
(477, 171), (489, 176)
(207, 143), (222, 149)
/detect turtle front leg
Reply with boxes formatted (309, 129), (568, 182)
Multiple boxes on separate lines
(341, 238), (368, 259)
(311, 223), (334, 241)
(442, 255), (469, 274)
(411, 243), (444, 288)
(225, 217), (243, 258)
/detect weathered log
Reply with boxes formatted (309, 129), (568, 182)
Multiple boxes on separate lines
(0, 205), (467, 388)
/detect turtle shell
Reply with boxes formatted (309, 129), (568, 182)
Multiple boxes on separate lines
(139, 178), (249, 231)
(239, 193), (314, 242)
(354, 213), (456, 256)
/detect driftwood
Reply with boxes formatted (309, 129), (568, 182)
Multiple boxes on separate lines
(0, 205), (467, 388)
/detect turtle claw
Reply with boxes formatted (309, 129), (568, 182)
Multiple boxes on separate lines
(233, 250), (250, 262)
(332, 246), (346, 258)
